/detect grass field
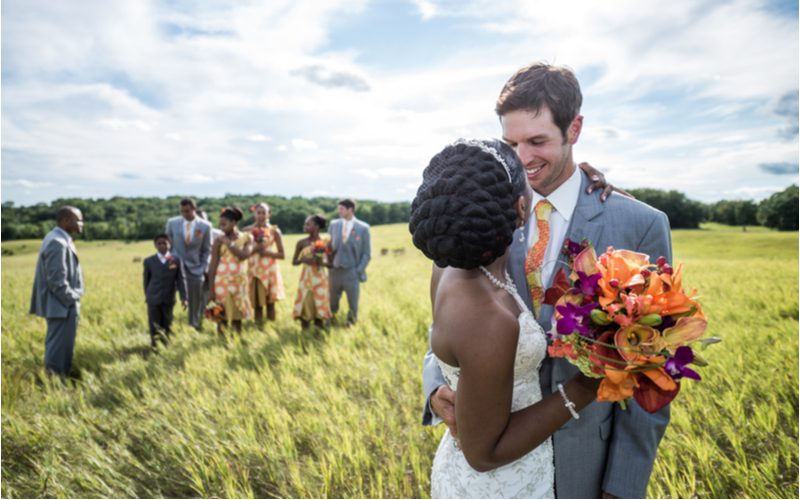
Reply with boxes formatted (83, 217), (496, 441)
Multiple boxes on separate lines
(2, 223), (798, 498)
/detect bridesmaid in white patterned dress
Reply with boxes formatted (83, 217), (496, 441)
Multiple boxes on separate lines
(409, 139), (601, 498)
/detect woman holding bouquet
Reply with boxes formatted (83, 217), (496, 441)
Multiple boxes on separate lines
(208, 207), (254, 335)
(410, 139), (601, 498)
(291, 215), (332, 330)
(244, 203), (286, 327)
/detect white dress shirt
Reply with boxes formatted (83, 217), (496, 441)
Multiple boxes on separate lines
(527, 167), (582, 287)
(184, 218), (196, 242)
(157, 251), (172, 265)
(342, 217), (355, 242)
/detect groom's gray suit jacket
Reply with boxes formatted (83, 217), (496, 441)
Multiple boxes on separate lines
(422, 171), (672, 498)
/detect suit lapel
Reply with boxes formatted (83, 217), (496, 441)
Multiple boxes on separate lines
(508, 222), (533, 313)
(564, 172), (604, 259)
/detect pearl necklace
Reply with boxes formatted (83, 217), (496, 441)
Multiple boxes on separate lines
(479, 266), (517, 295)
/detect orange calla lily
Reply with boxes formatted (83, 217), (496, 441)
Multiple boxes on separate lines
(652, 317), (708, 353)
(641, 364), (677, 392)
(571, 245), (600, 279)
(614, 324), (659, 363)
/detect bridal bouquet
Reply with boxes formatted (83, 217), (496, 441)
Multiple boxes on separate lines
(251, 227), (266, 244)
(545, 240), (717, 413)
(312, 238), (330, 266)
(204, 301), (225, 323)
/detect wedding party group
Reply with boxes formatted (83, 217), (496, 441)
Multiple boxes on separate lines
(29, 197), (371, 369)
(28, 59), (699, 500)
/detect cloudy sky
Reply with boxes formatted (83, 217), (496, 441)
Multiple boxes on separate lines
(2, 0), (798, 206)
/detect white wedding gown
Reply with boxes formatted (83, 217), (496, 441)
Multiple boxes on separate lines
(430, 283), (555, 499)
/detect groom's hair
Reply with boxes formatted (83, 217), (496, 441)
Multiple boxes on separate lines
(495, 62), (582, 140)
(409, 140), (526, 269)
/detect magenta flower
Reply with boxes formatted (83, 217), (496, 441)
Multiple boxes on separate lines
(556, 301), (599, 337)
(575, 271), (601, 297)
(664, 346), (701, 381)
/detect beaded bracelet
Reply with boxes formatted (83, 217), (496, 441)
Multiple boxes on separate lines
(557, 383), (580, 420)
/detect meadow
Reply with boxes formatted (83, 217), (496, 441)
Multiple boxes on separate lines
(2, 223), (798, 498)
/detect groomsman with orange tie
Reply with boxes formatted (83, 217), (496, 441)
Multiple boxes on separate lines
(328, 198), (371, 326)
(166, 198), (212, 331)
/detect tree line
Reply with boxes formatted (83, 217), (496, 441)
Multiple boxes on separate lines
(1, 184), (796, 241)
(628, 184), (797, 231)
(1, 195), (411, 241)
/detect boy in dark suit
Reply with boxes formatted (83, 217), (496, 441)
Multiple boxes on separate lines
(143, 234), (188, 351)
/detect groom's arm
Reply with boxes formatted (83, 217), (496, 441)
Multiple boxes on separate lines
(422, 346), (447, 425)
(602, 210), (672, 498)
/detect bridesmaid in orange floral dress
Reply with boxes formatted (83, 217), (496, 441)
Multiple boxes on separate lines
(292, 215), (332, 330)
(244, 203), (285, 327)
(208, 207), (254, 335)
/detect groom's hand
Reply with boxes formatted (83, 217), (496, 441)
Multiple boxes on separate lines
(579, 162), (634, 201)
(431, 384), (458, 437)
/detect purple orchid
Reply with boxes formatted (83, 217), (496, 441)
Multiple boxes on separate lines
(664, 346), (701, 381)
(556, 301), (599, 337)
(575, 271), (602, 297)
(657, 315), (677, 332)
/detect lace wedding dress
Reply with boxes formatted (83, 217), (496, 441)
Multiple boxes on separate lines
(430, 270), (555, 499)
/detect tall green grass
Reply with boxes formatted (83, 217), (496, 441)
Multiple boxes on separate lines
(2, 224), (797, 498)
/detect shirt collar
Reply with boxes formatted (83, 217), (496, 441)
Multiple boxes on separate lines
(54, 226), (73, 241)
(530, 166), (582, 221)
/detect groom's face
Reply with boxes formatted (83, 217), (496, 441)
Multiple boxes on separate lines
(500, 106), (580, 197)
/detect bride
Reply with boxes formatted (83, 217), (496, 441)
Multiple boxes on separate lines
(409, 139), (600, 498)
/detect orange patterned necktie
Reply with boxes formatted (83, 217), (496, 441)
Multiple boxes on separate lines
(185, 221), (192, 244)
(525, 199), (553, 317)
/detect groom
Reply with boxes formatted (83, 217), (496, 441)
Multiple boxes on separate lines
(422, 62), (672, 498)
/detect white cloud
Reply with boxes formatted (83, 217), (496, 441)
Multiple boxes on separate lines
(1, 0), (796, 205)
(411, 0), (438, 20)
(246, 134), (272, 142)
(2, 179), (54, 189)
(352, 167), (421, 179)
(291, 138), (319, 151)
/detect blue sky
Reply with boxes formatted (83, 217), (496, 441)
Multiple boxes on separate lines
(2, 0), (798, 206)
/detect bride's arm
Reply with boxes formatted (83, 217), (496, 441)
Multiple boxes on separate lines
(449, 305), (599, 472)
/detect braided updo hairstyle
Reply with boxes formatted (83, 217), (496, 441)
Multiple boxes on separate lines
(220, 207), (244, 222)
(409, 139), (527, 269)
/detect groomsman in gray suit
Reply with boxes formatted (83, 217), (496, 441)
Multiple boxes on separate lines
(165, 198), (212, 331)
(422, 63), (673, 498)
(30, 206), (85, 377)
(328, 198), (371, 325)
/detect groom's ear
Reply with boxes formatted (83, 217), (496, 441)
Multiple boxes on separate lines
(566, 115), (584, 145)
(514, 195), (527, 227)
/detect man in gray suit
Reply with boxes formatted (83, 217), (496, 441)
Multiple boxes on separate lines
(30, 206), (85, 378)
(165, 198), (212, 331)
(328, 198), (371, 325)
(422, 62), (672, 498)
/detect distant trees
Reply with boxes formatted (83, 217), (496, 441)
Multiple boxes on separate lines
(708, 200), (759, 228)
(2, 184), (796, 241)
(757, 185), (798, 231)
(627, 189), (706, 229)
(1, 195), (411, 241)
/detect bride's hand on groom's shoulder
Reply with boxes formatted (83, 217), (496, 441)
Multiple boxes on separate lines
(431, 385), (458, 438)
(579, 162), (635, 201)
